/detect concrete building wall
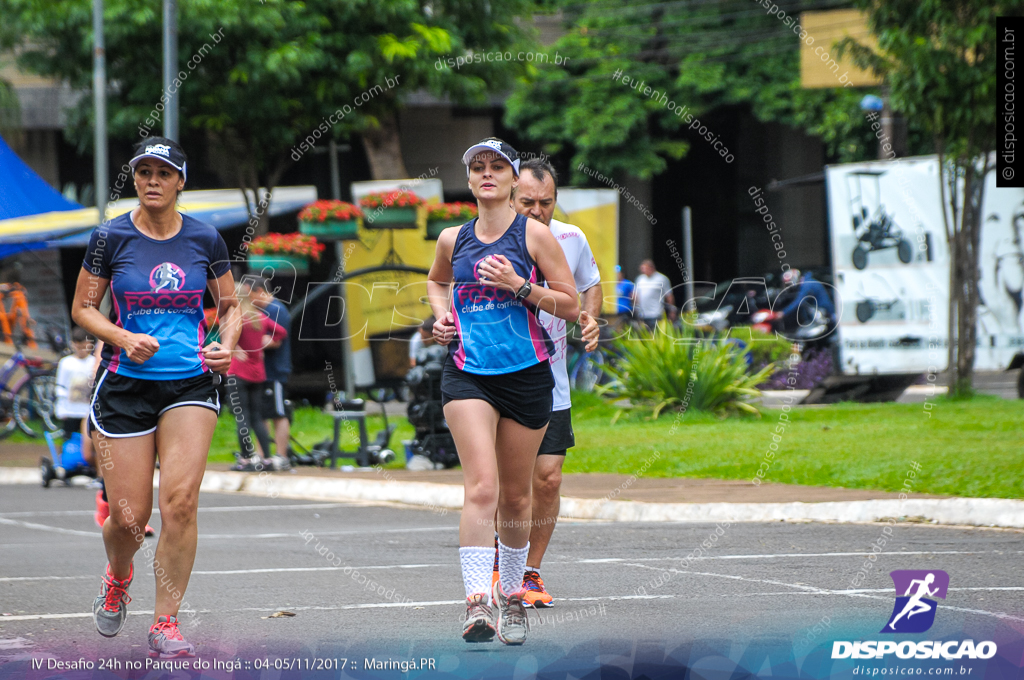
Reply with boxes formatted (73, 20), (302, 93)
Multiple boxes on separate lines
(617, 178), (653, 280)
(398, 106), (493, 196)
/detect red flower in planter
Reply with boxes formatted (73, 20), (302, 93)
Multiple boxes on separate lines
(358, 190), (426, 209)
(427, 202), (478, 222)
(298, 200), (364, 223)
(250, 233), (326, 262)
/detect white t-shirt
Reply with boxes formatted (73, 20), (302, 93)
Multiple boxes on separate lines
(635, 272), (672, 319)
(409, 331), (423, 362)
(537, 219), (602, 411)
(55, 354), (95, 419)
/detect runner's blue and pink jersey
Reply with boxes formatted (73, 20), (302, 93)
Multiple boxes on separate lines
(448, 213), (554, 375)
(82, 212), (230, 380)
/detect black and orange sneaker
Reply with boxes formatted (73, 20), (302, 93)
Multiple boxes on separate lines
(92, 563), (133, 637)
(522, 570), (553, 608)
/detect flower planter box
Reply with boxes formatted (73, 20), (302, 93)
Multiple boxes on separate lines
(366, 207), (419, 227)
(248, 253), (309, 276)
(426, 219), (466, 240)
(299, 219), (361, 240)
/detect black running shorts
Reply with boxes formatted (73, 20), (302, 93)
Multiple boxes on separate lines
(538, 408), (574, 455)
(441, 354), (554, 430)
(90, 369), (221, 438)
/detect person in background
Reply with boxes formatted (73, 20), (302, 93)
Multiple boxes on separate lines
(509, 157), (601, 609)
(228, 282), (288, 472)
(244, 277), (293, 464)
(55, 326), (96, 467)
(615, 266), (635, 318)
(634, 259), (674, 329)
(780, 268), (836, 327)
(409, 315), (436, 367)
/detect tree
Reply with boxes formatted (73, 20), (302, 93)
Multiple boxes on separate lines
(0, 0), (533, 233)
(505, 0), (896, 185)
(837, 0), (1013, 395)
(0, 77), (19, 141)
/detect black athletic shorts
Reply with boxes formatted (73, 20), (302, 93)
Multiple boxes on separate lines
(62, 417), (84, 435)
(538, 408), (574, 455)
(261, 380), (288, 419)
(441, 354), (554, 430)
(90, 369), (221, 438)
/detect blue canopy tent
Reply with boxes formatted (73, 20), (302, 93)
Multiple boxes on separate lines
(0, 134), (90, 257)
(0, 134), (317, 259)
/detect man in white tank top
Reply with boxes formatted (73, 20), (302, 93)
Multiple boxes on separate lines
(502, 158), (603, 608)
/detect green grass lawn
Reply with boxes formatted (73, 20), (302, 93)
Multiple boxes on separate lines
(8, 393), (1021, 498)
(564, 392), (1024, 499)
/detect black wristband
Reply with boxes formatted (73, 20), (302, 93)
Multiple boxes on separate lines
(515, 281), (532, 300)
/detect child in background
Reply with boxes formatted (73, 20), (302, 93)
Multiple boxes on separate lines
(55, 326), (95, 464)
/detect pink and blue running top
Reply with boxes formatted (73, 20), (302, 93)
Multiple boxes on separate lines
(448, 213), (554, 375)
(82, 212), (230, 380)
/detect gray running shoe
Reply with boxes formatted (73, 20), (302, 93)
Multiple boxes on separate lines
(492, 579), (529, 645)
(148, 615), (195, 659)
(462, 593), (496, 643)
(92, 564), (133, 638)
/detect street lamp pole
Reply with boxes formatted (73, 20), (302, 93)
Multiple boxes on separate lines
(162, 0), (178, 141)
(92, 0), (107, 221)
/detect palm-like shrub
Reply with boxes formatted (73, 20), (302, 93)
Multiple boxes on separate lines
(599, 321), (775, 419)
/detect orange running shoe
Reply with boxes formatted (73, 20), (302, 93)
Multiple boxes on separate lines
(522, 570), (553, 608)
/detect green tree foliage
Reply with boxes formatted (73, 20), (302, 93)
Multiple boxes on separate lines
(506, 0), (894, 183)
(0, 78), (19, 140)
(836, 0), (1016, 395)
(0, 0), (532, 230)
(505, 0), (945, 183)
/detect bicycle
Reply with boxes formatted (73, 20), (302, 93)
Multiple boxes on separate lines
(0, 342), (61, 439)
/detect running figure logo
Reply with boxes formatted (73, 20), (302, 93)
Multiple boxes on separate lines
(149, 263), (185, 292)
(881, 570), (949, 633)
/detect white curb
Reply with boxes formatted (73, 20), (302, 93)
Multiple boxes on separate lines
(4, 467), (1023, 529)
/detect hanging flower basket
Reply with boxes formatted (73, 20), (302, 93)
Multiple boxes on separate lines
(298, 201), (363, 240)
(248, 233), (325, 276)
(359, 191), (426, 228)
(426, 202), (478, 239)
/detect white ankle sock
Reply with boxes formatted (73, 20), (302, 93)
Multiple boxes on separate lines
(525, 566), (539, 573)
(498, 541), (530, 595)
(459, 547), (493, 604)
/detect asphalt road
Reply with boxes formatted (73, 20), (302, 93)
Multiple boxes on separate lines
(1, 485), (1023, 677)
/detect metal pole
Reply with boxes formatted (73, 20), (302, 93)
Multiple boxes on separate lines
(336, 241), (355, 397)
(162, 0), (178, 141)
(682, 206), (694, 312)
(92, 0), (107, 222)
(329, 140), (342, 200)
(879, 84), (892, 161)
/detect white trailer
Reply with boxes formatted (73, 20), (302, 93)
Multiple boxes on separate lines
(822, 155), (1024, 398)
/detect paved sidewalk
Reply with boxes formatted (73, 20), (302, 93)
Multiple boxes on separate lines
(5, 445), (1023, 528)
(200, 463), (944, 504)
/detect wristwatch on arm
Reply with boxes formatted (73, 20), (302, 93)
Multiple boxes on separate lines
(514, 280), (532, 301)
